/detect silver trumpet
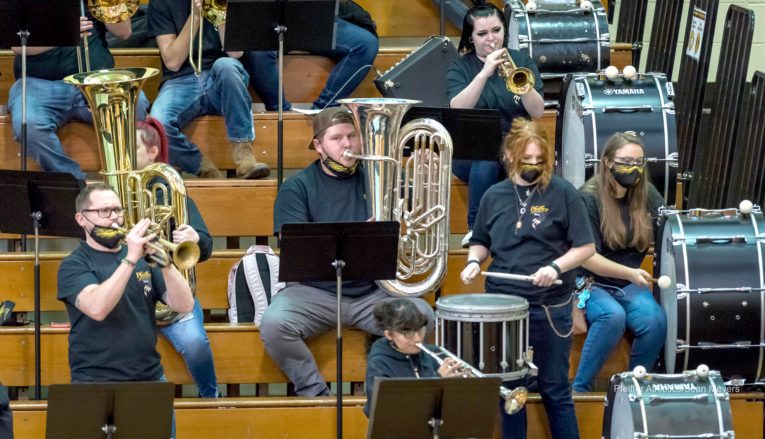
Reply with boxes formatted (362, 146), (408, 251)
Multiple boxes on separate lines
(416, 343), (529, 415)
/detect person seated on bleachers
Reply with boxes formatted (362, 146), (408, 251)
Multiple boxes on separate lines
(136, 117), (219, 399)
(0, 384), (12, 439)
(364, 299), (461, 417)
(147, 0), (270, 179)
(242, 0), (379, 111)
(259, 106), (434, 397)
(572, 131), (667, 392)
(447, 2), (544, 248)
(7, 13), (148, 181)
(57, 183), (194, 436)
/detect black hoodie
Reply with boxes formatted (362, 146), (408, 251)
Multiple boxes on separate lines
(364, 337), (441, 417)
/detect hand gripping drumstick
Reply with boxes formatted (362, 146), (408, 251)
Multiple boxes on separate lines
(482, 271), (563, 285)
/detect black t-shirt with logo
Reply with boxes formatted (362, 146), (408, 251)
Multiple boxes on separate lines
(147, 0), (225, 82)
(57, 242), (167, 382)
(470, 176), (594, 306)
(13, 10), (114, 80)
(274, 160), (375, 297)
(576, 183), (666, 288)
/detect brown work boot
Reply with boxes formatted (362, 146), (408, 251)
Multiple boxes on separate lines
(231, 141), (270, 179)
(197, 155), (224, 179)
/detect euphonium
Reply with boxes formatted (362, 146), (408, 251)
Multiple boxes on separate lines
(416, 343), (529, 415)
(338, 98), (452, 298)
(494, 45), (535, 95)
(190, 0), (228, 75)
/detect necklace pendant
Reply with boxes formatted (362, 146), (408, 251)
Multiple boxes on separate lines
(516, 220), (522, 230)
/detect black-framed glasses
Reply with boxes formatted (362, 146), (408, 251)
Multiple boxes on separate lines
(397, 326), (427, 340)
(82, 207), (125, 218)
(613, 157), (646, 167)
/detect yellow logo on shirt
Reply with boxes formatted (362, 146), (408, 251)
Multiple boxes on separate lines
(530, 205), (549, 214)
(135, 271), (152, 282)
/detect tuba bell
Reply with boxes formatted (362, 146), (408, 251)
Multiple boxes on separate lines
(338, 98), (453, 298)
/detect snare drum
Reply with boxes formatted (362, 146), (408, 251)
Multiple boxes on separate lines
(435, 294), (529, 381)
(506, 0), (610, 75)
(557, 72), (678, 203)
(602, 369), (734, 438)
(655, 209), (765, 381)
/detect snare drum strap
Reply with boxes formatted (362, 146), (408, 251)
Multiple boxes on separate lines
(541, 293), (575, 338)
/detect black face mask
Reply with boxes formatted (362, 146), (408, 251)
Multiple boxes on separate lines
(322, 155), (359, 179)
(519, 163), (543, 184)
(82, 216), (123, 249)
(610, 164), (643, 188)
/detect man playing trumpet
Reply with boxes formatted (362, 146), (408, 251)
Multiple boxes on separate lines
(57, 183), (194, 385)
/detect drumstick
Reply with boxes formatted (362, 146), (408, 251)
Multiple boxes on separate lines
(482, 271), (563, 285)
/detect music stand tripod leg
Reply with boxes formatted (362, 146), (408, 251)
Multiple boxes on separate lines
(333, 259), (345, 439)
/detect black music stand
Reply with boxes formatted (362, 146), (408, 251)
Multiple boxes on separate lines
(367, 377), (501, 439)
(0, 170), (83, 399)
(46, 382), (175, 439)
(279, 221), (400, 439)
(225, 0), (337, 188)
(403, 107), (503, 161)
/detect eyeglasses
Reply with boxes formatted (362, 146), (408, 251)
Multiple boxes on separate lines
(82, 207), (125, 218)
(397, 326), (427, 340)
(613, 157), (646, 167)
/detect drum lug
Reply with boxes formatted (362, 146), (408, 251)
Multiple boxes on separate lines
(584, 153), (596, 168)
(665, 81), (675, 99)
(676, 339), (687, 353)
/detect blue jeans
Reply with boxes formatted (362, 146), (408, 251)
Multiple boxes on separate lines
(8, 77), (149, 180)
(501, 299), (579, 439)
(572, 283), (667, 392)
(452, 159), (504, 229)
(159, 299), (219, 398)
(150, 57), (254, 174)
(0, 385), (11, 439)
(243, 19), (378, 110)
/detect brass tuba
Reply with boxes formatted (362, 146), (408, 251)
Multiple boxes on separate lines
(190, 0), (228, 75)
(64, 68), (200, 323)
(338, 98), (453, 298)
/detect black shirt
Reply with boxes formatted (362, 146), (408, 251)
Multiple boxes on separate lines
(274, 160), (375, 297)
(470, 176), (594, 306)
(57, 242), (167, 382)
(577, 183), (665, 288)
(446, 50), (544, 135)
(147, 0), (225, 81)
(13, 11), (114, 80)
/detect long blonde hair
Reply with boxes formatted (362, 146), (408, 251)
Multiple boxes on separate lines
(581, 132), (653, 251)
(502, 118), (554, 189)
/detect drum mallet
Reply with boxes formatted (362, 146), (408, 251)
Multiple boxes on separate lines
(482, 271), (563, 285)
(653, 275), (672, 289)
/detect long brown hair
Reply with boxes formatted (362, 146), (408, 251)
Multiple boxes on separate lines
(502, 118), (554, 189)
(581, 132), (652, 251)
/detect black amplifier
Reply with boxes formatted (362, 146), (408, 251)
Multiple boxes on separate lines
(374, 36), (458, 107)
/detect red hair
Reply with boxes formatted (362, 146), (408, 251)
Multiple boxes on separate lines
(136, 116), (169, 164)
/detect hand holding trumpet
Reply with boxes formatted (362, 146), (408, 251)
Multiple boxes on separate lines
(478, 42), (507, 80)
(125, 218), (157, 263)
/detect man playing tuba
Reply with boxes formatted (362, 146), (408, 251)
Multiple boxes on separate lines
(7, 8), (148, 181)
(147, 0), (270, 179)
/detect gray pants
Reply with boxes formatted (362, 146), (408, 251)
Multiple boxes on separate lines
(259, 284), (434, 396)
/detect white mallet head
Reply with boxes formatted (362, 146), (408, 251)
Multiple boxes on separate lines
(657, 275), (672, 289)
(604, 65), (619, 81)
(696, 364), (710, 379)
(633, 365), (647, 379)
(526, 1), (538, 13)
(739, 199), (753, 215)
(623, 65), (638, 81)
(580, 0), (594, 12)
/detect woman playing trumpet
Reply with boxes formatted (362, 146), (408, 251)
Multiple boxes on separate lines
(364, 299), (463, 417)
(447, 1), (545, 247)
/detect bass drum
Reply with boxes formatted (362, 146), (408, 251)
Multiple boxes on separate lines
(602, 369), (734, 439)
(655, 209), (765, 382)
(557, 72), (678, 203)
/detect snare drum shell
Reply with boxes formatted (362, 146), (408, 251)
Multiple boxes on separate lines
(655, 212), (765, 381)
(557, 73), (677, 204)
(507, 1), (610, 74)
(602, 372), (734, 439)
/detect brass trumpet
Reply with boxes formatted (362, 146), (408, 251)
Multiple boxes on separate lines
(190, 0), (228, 75)
(95, 224), (201, 270)
(416, 343), (529, 415)
(491, 43), (535, 95)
